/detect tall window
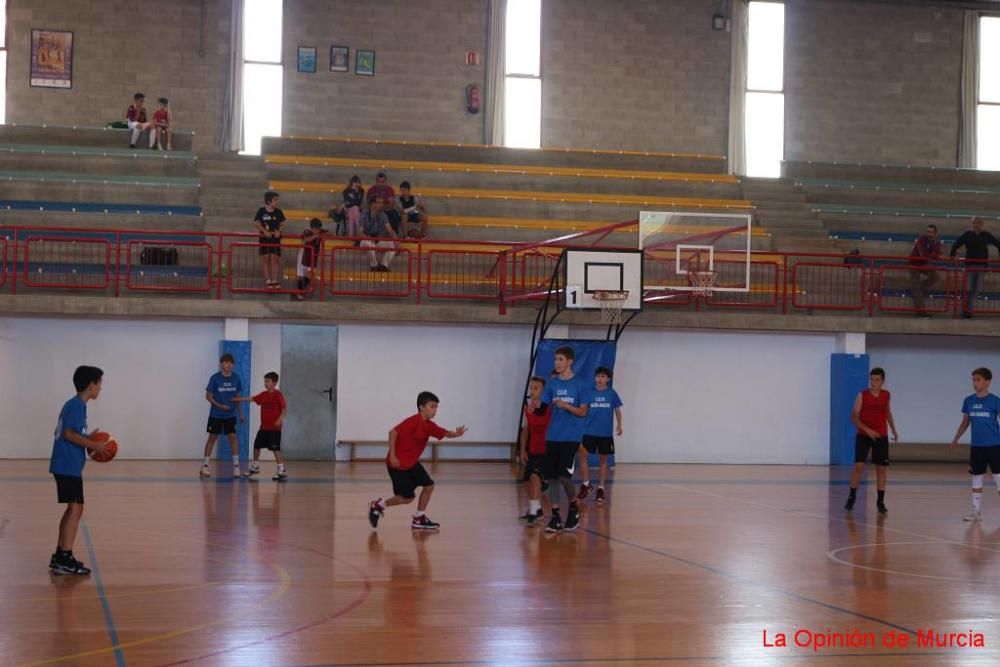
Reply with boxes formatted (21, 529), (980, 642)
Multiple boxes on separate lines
(504, 0), (541, 149)
(744, 1), (785, 177)
(242, 0), (283, 155)
(978, 16), (1000, 170)
(0, 0), (7, 124)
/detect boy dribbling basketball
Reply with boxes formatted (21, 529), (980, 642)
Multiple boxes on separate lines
(49, 366), (108, 575)
(845, 367), (898, 514)
(368, 391), (467, 530)
(950, 367), (1000, 522)
(519, 376), (551, 526)
(539, 346), (588, 533)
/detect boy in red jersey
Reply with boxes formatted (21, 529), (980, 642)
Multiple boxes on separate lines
(125, 92), (154, 148)
(368, 391), (468, 530)
(845, 367), (898, 514)
(233, 372), (289, 481)
(519, 377), (551, 526)
(152, 97), (173, 150)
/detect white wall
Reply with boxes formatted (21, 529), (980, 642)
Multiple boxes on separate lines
(337, 323), (837, 465)
(0, 317), (282, 459)
(868, 335), (1000, 444)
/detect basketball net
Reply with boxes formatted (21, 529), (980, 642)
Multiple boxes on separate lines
(592, 290), (629, 325)
(687, 270), (717, 297)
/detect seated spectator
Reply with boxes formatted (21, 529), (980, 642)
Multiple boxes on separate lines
(950, 216), (1000, 319)
(398, 181), (429, 239)
(152, 97), (173, 151)
(294, 218), (330, 301)
(908, 224), (941, 318)
(367, 172), (402, 235)
(126, 92), (154, 149)
(342, 175), (365, 237)
(360, 198), (399, 272)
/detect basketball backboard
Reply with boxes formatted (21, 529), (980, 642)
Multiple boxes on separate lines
(562, 249), (643, 312)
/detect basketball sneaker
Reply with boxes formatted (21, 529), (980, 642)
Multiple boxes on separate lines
(368, 500), (384, 528)
(50, 552), (91, 576)
(876, 501), (888, 514)
(199, 464), (211, 478)
(596, 487), (606, 504)
(844, 495), (856, 511)
(523, 509), (544, 526)
(545, 512), (563, 533)
(576, 482), (593, 501)
(272, 470), (287, 481)
(565, 503), (581, 531)
(243, 464), (261, 478)
(964, 510), (982, 522)
(232, 464), (242, 479)
(411, 515), (440, 530)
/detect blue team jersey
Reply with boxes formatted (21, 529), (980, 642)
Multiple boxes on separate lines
(963, 393), (1000, 447)
(541, 375), (589, 443)
(584, 387), (623, 438)
(207, 372), (243, 419)
(49, 396), (88, 477)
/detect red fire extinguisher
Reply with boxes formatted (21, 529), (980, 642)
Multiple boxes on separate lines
(466, 83), (480, 114)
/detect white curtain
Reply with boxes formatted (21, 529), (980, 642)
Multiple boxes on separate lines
(484, 0), (506, 146)
(727, 0), (749, 175)
(220, 0), (245, 153)
(959, 10), (979, 169)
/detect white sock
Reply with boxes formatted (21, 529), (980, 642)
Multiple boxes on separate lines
(202, 457), (210, 466)
(529, 499), (541, 514)
(278, 463), (285, 471)
(973, 493), (982, 512)
(232, 455), (239, 465)
(414, 510), (425, 518)
(994, 474), (1000, 493)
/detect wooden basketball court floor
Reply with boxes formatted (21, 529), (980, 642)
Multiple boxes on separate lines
(2, 460), (999, 666)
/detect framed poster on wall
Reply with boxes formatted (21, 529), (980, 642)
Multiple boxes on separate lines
(298, 47), (317, 73)
(30, 29), (73, 89)
(355, 50), (375, 76)
(330, 46), (349, 72)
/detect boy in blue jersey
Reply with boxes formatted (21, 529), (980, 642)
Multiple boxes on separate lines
(49, 365), (108, 575)
(538, 346), (588, 533)
(950, 367), (1000, 521)
(576, 367), (623, 504)
(200, 353), (245, 479)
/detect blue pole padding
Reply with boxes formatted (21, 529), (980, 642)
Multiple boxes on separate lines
(219, 340), (251, 461)
(830, 353), (870, 465)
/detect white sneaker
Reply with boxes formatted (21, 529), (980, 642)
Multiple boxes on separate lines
(272, 470), (287, 481)
(232, 464), (242, 478)
(964, 511), (982, 522)
(243, 465), (260, 478)
(199, 465), (211, 478)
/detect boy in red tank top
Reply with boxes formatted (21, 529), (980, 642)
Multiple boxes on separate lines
(846, 367), (898, 514)
(519, 376), (551, 526)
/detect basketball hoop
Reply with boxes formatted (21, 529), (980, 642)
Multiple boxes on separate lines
(688, 270), (717, 297)
(592, 290), (629, 325)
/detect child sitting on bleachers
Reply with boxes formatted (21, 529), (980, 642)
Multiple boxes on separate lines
(399, 181), (429, 239)
(125, 92), (154, 149)
(152, 97), (173, 151)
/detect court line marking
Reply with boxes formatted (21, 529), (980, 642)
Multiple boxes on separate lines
(18, 524), (293, 667)
(827, 541), (1000, 583)
(82, 520), (127, 667)
(581, 525), (918, 636)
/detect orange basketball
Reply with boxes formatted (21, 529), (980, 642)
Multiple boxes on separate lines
(89, 432), (119, 463)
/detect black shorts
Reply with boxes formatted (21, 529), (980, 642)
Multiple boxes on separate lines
(545, 440), (579, 480)
(854, 434), (890, 466)
(254, 430), (281, 451)
(582, 435), (615, 455)
(969, 445), (1000, 475)
(524, 453), (545, 479)
(258, 239), (282, 256)
(207, 417), (237, 435)
(388, 462), (434, 499)
(54, 474), (84, 504)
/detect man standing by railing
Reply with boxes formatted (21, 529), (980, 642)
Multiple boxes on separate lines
(908, 224), (941, 318)
(950, 217), (1000, 319)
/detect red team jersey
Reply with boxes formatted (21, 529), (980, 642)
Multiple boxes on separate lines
(524, 403), (551, 455)
(253, 390), (286, 431)
(389, 414), (447, 470)
(153, 108), (170, 127)
(858, 389), (890, 436)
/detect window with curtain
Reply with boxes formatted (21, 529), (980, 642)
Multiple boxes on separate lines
(504, 0), (541, 149)
(744, 1), (785, 178)
(978, 16), (1000, 171)
(242, 0), (283, 155)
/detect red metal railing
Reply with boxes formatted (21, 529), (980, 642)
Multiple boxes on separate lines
(0, 223), (995, 318)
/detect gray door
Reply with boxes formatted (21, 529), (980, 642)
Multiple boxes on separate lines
(279, 324), (338, 460)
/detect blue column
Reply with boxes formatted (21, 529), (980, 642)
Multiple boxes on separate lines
(830, 353), (869, 465)
(219, 340), (251, 461)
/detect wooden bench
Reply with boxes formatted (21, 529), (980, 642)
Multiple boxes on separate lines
(338, 439), (517, 463)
